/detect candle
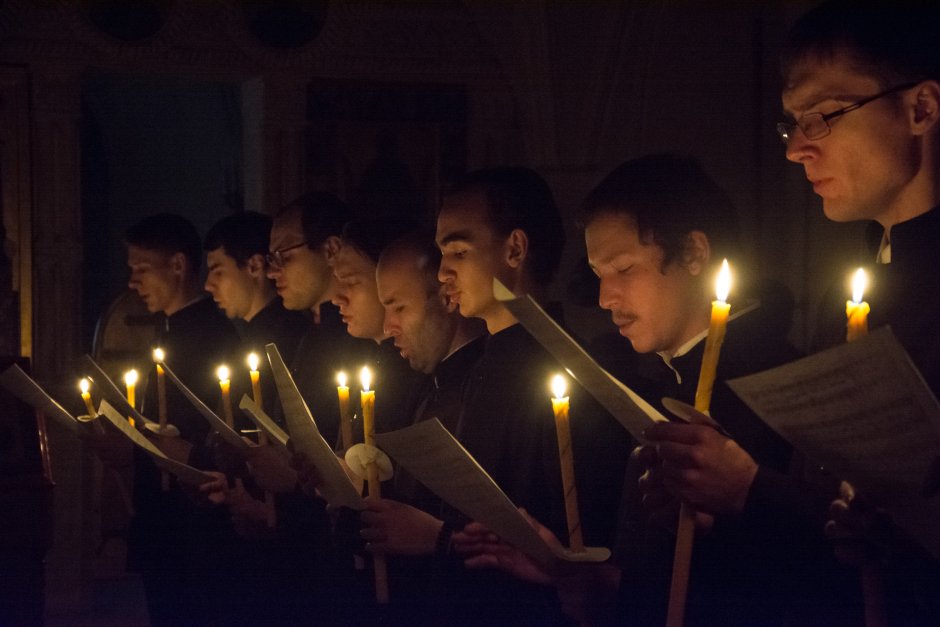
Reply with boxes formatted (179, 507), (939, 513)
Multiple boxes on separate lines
(217, 365), (234, 428)
(153, 348), (168, 431)
(247, 353), (268, 445)
(550, 374), (584, 552)
(669, 258), (733, 627)
(337, 371), (353, 450)
(846, 268), (870, 343)
(123, 369), (138, 428)
(359, 366), (389, 604)
(79, 378), (97, 417)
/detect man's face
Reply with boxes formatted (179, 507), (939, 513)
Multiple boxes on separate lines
(204, 247), (254, 320)
(332, 245), (386, 341)
(377, 254), (456, 374)
(782, 53), (919, 224)
(436, 192), (506, 321)
(127, 245), (180, 314)
(586, 212), (703, 355)
(267, 211), (332, 311)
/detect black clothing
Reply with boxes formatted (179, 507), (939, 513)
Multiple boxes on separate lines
(615, 306), (860, 627)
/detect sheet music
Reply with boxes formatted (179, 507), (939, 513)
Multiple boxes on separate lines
(376, 419), (610, 567)
(160, 362), (247, 450)
(81, 355), (155, 427)
(239, 395), (290, 456)
(728, 327), (940, 559)
(0, 365), (79, 432)
(266, 343), (364, 510)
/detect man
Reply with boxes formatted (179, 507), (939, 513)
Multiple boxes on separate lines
(778, 2), (940, 623)
(436, 166), (631, 625)
(125, 213), (241, 625)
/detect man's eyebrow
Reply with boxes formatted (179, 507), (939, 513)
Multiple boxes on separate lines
(438, 230), (472, 246)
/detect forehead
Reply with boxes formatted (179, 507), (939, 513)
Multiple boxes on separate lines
(127, 245), (169, 265)
(377, 256), (426, 297)
(206, 247), (237, 267)
(334, 245), (374, 275)
(585, 213), (653, 262)
(436, 191), (495, 242)
(782, 54), (881, 112)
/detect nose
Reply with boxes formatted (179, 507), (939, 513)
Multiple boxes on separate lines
(128, 274), (139, 291)
(784, 127), (816, 164)
(204, 276), (215, 293)
(438, 258), (453, 284)
(598, 276), (618, 311)
(383, 312), (400, 338)
(332, 287), (349, 307)
(266, 264), (281, 280)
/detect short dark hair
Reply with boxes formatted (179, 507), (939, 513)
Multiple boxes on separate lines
(379, 230), (442, 296)
(782, 0), (940, 87)
(125, 213), (202, 275)
(445, 167), (564, 287)
(203, 211), (272, 266)
(580, 154), (740, 269)
(277, 192), (353, 248)
(342, 218), (419, 265)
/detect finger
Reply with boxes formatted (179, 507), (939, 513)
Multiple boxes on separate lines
(839, 480), (856, 502)
(464, 554), (501, 570)
(644, 422), (708, 445)
(630, 445), (658, 469)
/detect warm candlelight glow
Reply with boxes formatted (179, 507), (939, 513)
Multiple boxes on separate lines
(217, 365), (230, 383)
(852, 268), (868, 304)
(124, 369), (138, 387)
(247, 352), (260, 372)
(337, 371), (348, 387)
(359, 366), (372, 392)
(551, 374), (568, 400)
(715, 259), (731, 303)
(80, 378), (91, 394)
(152, 347), (165, 363)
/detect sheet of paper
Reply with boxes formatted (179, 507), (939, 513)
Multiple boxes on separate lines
(81, 355), (155, 427)
(98, 400), (214, 486)
(493, 279), (666, 441)
(375, 418), (610, 567)
(238, 395), (290, 456)
(0, 364), (79, 432)
(727, 327), (940, 559)
(161, 362), (247, 450)
(266, 343), (364, 510)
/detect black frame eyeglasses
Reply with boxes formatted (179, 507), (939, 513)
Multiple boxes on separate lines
(776, 82), (919, 145)
(265, 241), (307, 268)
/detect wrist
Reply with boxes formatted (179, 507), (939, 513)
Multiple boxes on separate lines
(435, 520), (454, 558)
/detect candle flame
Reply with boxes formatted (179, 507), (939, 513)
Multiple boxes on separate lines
(152, 347), (165, 363)
(217, 365), (230, 382)
(123, 369), (138, 387)
(359, 366), (372, 392)
(337, 371), (347, 387)
(852, 268), (868, 304)
(551, 374), (568, 400)
(247, 352), (260, 372)
(79, 378), (90, 394)
(715, 259), (732, 303)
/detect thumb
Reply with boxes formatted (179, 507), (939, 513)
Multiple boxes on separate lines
(661, 397), (721, 428)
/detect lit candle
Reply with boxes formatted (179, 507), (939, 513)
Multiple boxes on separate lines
(79, 378), (97, 417)
(550, 374), (584, 553)
(846, 268), (870, 343)
(217, 365), (234, 428)
(359, 365), (389, 604)
(153, 348), (168, 431)
(337, 371), (353, 451)
(247, 353), (268, 445)
(123, 369), (138, 428)
(670, 258), (733, 627)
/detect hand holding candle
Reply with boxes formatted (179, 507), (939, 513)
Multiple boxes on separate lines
(846, 268), (870, 343)
(123, 369), (138, 428)
(550, 374), (584, 552)
(217, 365), (234, 428)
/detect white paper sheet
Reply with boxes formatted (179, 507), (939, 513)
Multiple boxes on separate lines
(98, 400), (214, 486)
(265, 343), (365, 510)
(493, 279), (666, 441)
(238, 395), (290, 456)
(81, 355), (155, 427)
(160, 362), (247, 450)
(375, 418), (610, 567)
(727, 327), (940, 559)
(0, 364), (79, 432)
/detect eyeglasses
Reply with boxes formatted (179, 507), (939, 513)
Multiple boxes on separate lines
(265, 241), (307, 268)
(776, 82), (919, 145)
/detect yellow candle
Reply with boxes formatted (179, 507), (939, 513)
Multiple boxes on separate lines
(694, 259), (732, 414)
(123, 369), (138, 428)
(337, 371), (353, 450)
(550, 374), (584, 553)
(846, 268), (870, 343)
(217, 365), (234, 428)
(153, 348), (168, 430)
(79, 378), (97, 417)
(247, 353), (268, 446)
(359, 365), (389, 604)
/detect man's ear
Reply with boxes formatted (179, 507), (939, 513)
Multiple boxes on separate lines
(169, 252), (187, 277)
(504, 229), (529, 270)
(323, 236), (342, 264)
(910, 80), (940, 135)
(246, 253), (266, 278)
(681, 231), (710, 277)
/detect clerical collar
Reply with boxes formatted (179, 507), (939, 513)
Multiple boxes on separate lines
(877, 231), (891, 264)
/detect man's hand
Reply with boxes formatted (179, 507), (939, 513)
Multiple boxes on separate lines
(452, 509), (557, 586)
(147, 430), (193, 465)
(199, 471), (229, 505)
(360, 497), (443, 556)
(825, 481), (892, 567)
(245, 443), (297, 494)
(643, 417), (758, 516)
(634, 445), (714, 532)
